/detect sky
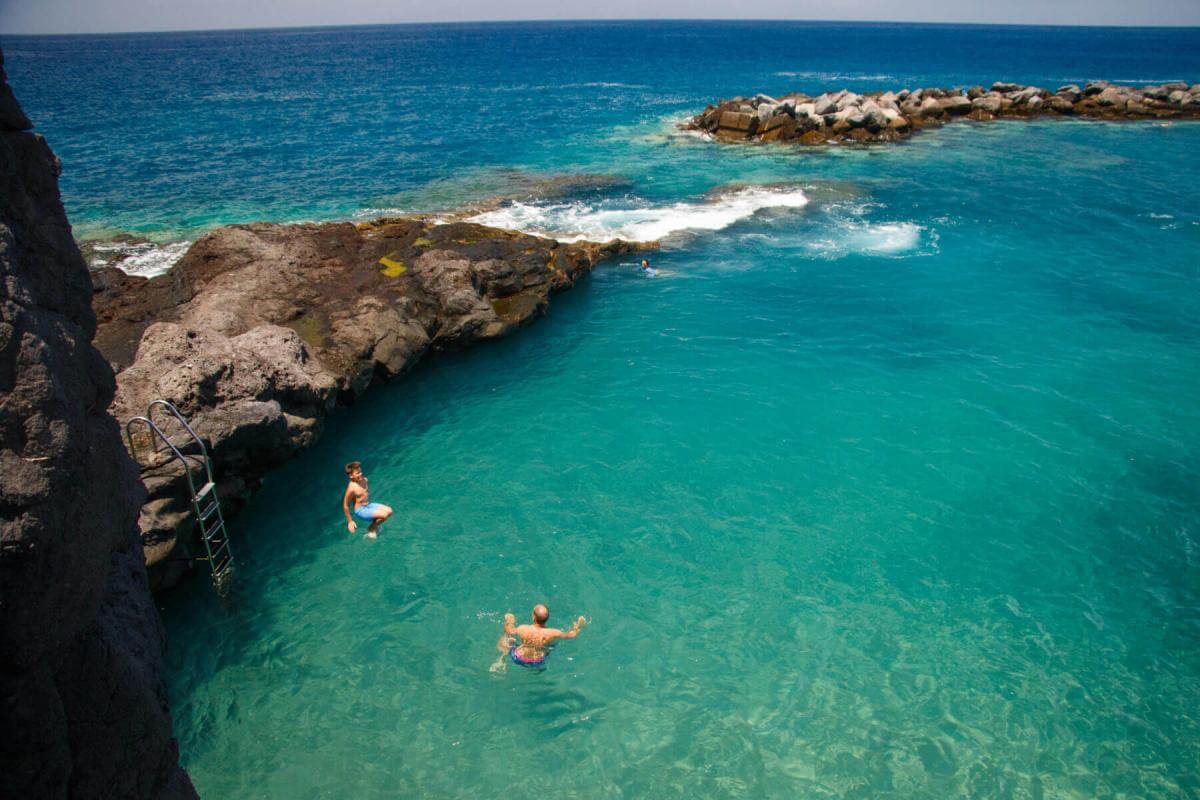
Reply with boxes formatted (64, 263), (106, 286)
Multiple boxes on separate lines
(1, 0), (1198, 34)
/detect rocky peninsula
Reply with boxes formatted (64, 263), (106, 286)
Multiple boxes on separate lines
(0, 53), (196, 799)
(687, 79), (1200, 145)
(91, 217), (646, 589)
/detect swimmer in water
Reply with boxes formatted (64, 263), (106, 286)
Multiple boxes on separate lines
(490, 604), (587, 672)
(342, 460), (393, 539)
(638, 258), (656, 276)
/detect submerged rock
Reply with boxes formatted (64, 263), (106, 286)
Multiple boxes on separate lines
(93, 218), (646, 589)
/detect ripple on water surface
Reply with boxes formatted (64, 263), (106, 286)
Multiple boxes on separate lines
(164, 113), (1200, 797)
(16, 22), (1197, 800)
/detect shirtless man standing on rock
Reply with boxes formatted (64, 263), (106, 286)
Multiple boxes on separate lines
(491, 604), (587, 672)
(342, 460), (393, 538)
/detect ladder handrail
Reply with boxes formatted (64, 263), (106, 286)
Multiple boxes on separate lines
(124, 400), (234, 597)
(147, 399), (216, 488)
(125, 415), (203, 501)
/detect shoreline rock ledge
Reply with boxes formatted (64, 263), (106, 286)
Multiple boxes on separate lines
(687, 79), (1200, 145)
(92, 217), (646, 590)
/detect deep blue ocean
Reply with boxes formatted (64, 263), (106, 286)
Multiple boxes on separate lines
(7, 21), (1200, 799)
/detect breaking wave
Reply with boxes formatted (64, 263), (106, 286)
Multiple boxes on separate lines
(89, 240), (191, 277)
(777, 218), (933, 259)
(466, 186), (810, 242)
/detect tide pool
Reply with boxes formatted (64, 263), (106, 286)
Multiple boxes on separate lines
(8, 21), (1200, 799)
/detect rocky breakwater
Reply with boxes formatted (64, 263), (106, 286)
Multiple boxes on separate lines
(688, 79), (1200, 145)
(91, 217), (644, 589)
(0, 52), (196, 799)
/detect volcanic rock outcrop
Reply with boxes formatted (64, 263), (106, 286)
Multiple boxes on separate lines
(92, 217), (644, 588)
(688, 79), (1200, 145)
(0, 51), (197, 799)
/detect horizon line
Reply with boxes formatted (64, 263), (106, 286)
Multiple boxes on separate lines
(5, 16), (1200, 38)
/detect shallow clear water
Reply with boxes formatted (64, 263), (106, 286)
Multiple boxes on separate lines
(9, 21), (1200, 798)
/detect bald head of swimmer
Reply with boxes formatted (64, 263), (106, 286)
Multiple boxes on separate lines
(532, 604), (550, 626)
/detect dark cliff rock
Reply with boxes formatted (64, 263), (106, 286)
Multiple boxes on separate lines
(91, 217), (647, 589)
(0, 52), (196, 799)
(688, 79), (1200, 146)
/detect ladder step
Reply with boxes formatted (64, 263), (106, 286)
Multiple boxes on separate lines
(202, 522), (227, 544)
(198, 500), (220, 521)
(195, 481), (215, 501)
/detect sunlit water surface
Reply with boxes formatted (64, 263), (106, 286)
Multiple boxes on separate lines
(8, 22), (1200, 799)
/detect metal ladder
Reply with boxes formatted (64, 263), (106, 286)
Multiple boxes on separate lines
(125, 400), (234, 596)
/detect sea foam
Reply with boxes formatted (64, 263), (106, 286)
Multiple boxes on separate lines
(93, 240), (190, 278)
(801, 221), (929, 258)
(467, 186), (810, 242)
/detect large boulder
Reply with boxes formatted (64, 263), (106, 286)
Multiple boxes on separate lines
(1097, 87), (1129, 108)
(759, 113), (799, 141)
(972, 94), (1004, 114)
(812, 94), (837, 116)
(1056, 85), (1082, 102)
(755, 103), (778, 123)
(1011, 87), (1044, 104)
(112, 323), (338, 471)
(940, 95), (973, 115)
(919, 96), (944, 117)
(717, 110), (757, 136)
(1047, 95), (1075, 113)
(863, 110), (889, 132)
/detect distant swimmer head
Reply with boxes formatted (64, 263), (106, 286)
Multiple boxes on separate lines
(532, 604), (550, 625)
(345, 460), (363, 479)
(640, 259), (650, 269)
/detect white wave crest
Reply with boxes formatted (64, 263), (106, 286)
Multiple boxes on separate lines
(96, 241), (191, 277)
(466, 187), (810, 242)
(353, 206), (408, 219)
(802, 221), (929, 258)
(773, 71), (895, 81)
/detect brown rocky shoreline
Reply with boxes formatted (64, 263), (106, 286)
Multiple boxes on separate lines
(687, 79), (1200, 145)
(91, 216), (648, 590)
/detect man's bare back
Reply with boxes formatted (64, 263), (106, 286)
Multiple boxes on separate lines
(491, 603), (587, 672)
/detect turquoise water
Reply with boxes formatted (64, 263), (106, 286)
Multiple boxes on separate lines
(9, 22), (1200, 798)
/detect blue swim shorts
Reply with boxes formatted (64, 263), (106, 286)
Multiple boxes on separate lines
(353, 502), (385, 523)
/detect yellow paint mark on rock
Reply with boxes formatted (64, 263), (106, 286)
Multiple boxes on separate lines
(413, 237), (433, 248)
(379, 253), (407, 276)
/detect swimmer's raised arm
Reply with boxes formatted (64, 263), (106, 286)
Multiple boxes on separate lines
(503, 613), (518, 635)
(558, 616), (588, 640)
